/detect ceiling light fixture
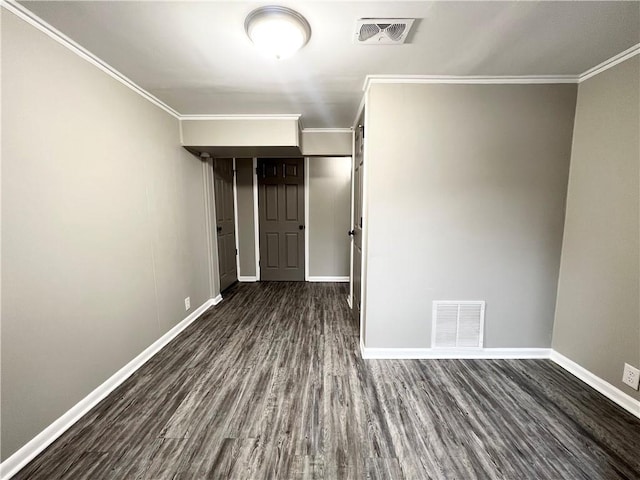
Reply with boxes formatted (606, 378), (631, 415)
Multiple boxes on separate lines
(245, 6), (311, 59)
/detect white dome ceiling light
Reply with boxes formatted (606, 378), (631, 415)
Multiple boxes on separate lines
(244, 6), (311, 59)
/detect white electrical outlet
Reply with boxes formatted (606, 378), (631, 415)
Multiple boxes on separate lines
(622, 363), (640, 390)
(184, 297), (191, 311)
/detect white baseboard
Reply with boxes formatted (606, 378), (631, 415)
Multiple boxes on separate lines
(211, 294), (223, 305)
(360, 346), (552, 360)
(346, 295), (352, 308)
(307, 276), (350, 282)
(0, 296), (220, 480)
(238, 276), (258, 282)
(357, 343), (640, 419)
(550, 351), (640, 419)
(4, 306), (637, 480)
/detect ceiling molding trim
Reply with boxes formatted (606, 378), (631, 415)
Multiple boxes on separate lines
(302, 128), (352, 134)
(179, 114), (302, 121)
(2, 0), (181, 119)
(578, 43), (640, 83)
(363, 75), (579, 91)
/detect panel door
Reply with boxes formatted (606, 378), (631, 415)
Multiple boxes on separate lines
(258, 158), (305, 281)
(214, 158), (238, 292)
(351, 123), (364, 324)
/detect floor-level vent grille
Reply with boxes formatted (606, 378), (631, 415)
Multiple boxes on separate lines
(432, 301), (485, 348)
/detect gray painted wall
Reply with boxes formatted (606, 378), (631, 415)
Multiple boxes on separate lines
(553, 56), (640, 400)
(308, 157), (352, 278)
(236, 158), (256, 278)
(181, 118), (299, 147)
(301, 131), (352, 156)
(363, 83), (577, 348)
(1, 11), (211, 460)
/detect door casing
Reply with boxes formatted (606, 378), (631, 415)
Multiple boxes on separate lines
(214, 158), (238, 292)
(351, 125), (364, 327)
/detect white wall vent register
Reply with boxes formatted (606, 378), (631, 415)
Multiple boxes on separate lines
(432, 301), (485, 348)
(354, 19), (415, 44)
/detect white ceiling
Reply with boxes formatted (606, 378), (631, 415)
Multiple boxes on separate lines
(18, 1), (640, 128)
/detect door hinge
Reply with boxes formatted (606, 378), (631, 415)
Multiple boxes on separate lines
(235, 248), (238, 256)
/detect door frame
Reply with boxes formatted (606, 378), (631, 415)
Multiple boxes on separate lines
(304, 157), (310, 281)
(232, 158), (241, 278)
(213, 157), (238, 292)
(231, 158), (260, 283)
(348, 157), (355, 310)
(253, 157), (307, 282)
(350, 95), (369, 351)
(202, 153), (221, 298)
(252, 158), (261, 280)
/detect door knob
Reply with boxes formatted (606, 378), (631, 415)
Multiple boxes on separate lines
(217, 226), (222, 232)
(348, 230), (355, 236)
(299, 225), (305, 230)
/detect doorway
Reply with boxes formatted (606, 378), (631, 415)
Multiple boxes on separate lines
(214, 158), (238, 291)
(257, 158), (305, 281)
(351, 124), (364, 324)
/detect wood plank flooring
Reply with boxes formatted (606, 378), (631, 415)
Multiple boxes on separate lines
(14, 282), (640, 479)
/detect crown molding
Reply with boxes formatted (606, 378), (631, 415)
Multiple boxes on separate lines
(361, 43), (640, 93)
(302, 128), (352, 134)
(363, 74), (579, 91)
(1, 0), (181, 119)
(4, 0), (306, 127)
(578, 43), (640, 83)
(179, 114), (302, 121)
(7, 0), (638, 127)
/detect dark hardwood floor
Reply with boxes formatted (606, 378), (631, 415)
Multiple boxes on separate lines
(14, 282), (640, 479)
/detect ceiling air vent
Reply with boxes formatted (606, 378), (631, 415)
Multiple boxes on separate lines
(354, 18), (415, 44)
(432, 301), (485, 349)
